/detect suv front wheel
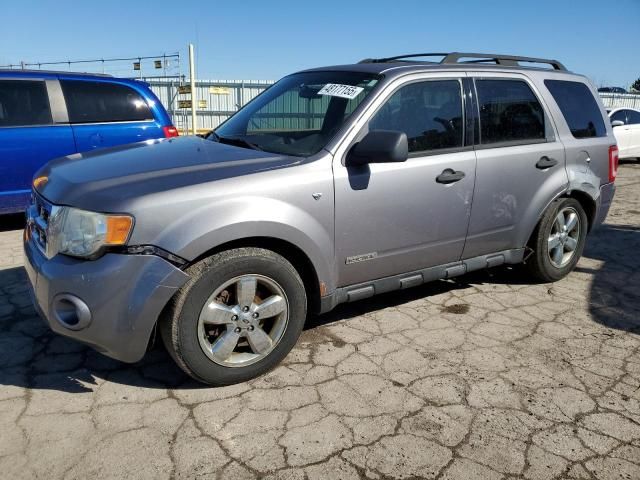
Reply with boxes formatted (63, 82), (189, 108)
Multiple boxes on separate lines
(160, 247), (307, 386)
(525, 197), (588, 283)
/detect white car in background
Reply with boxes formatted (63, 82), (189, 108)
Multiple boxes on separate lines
(609, 108), (640, 160)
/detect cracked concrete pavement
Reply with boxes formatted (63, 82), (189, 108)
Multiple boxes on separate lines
(1, 163), (639, 480)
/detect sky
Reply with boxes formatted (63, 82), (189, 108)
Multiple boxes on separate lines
(2, 0), (639, 88)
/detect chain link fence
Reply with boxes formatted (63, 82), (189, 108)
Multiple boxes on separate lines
(599, 93), (640, 110)
(146, 78), (274, 135)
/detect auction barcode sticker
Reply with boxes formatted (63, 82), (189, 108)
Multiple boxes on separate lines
(318, 84), (364, 100)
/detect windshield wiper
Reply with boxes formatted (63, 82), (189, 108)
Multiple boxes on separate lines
(212, 133), (263, 151)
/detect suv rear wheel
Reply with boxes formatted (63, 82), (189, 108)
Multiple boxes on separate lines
(160, 247), (307, 386)
(525, 198), (588, 282)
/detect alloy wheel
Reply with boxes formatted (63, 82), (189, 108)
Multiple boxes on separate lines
(547, 206), (581, 268)
(197, 274), (289, 367)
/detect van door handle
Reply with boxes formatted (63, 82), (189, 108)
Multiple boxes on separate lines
(436, 168), (465, 184)
(536, 156), (558, 169)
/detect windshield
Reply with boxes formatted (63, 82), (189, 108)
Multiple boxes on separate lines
(211, 71), (381, 156)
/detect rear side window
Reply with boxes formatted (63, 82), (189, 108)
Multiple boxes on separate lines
(369, 80), (464, 153)
(627, 110), (640, 125)
(61, 80), (153, 123)
(544, 80), (606, 138)
(0, 80), (52, 127)
(475, 79), (545, 145)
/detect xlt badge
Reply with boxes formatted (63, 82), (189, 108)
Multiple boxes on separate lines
(345, 252), (378, 265)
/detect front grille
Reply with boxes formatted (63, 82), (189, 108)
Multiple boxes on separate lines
(26, 192), (55, 257)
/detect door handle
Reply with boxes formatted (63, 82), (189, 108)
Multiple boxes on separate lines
(536, 156), (558, 169)
(436, 168), (465, 184)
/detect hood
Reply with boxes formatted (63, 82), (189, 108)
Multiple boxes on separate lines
(35, 136), (299, 210)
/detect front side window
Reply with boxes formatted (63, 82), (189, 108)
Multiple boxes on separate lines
(0, 80), (52, 127)
(369, 80), (464, 153)
(544, 80), (606, 139)
(61, 80), (153, 123)
(214, 71), (380, 156)
(475, 79), (545, 145)
(610, 110), (628, 124)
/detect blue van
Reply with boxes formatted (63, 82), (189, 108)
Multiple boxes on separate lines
(0, 70), (177, 214)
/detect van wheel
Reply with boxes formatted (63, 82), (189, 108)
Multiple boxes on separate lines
(160, 247), (307, 386)
(525, 198), (588, 283)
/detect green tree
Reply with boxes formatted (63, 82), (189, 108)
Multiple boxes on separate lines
(632, 77), (640, 92)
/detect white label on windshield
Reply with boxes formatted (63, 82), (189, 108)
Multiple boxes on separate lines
(318, 84), (364, 99)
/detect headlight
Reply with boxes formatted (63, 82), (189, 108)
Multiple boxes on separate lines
(49, 207), (134, 259)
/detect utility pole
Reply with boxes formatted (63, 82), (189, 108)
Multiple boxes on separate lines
(188, 43), (197, 135)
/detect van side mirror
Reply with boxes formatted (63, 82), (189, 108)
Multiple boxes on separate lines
(347, 130), (408, 166)
(611, 120), (624, 127)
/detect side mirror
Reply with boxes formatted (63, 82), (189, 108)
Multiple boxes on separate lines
(347, 130), (408, 166)
(611, 120), (625, 127)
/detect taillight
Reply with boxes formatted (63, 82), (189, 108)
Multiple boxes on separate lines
(608, 145), (619, 182)
(163, 126), (179, 138)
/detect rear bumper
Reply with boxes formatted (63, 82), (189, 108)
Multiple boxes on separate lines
(24, 234), (190, 363)
(593, 182), (616, 229)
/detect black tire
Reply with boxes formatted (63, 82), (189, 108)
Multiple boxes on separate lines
(160, 247), (307, 386)
(525, 198), (588, 283)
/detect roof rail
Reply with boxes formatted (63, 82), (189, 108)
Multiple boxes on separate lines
(359, 52), (567, 71)
(359, 53), (449, 64)
(0, 68), (113, 77)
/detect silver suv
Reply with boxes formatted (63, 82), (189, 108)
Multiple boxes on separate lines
(24, 52), (618, 385)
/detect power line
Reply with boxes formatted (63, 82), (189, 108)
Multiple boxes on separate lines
(1, 53), (179, 68)
(0, 53), (182, 79)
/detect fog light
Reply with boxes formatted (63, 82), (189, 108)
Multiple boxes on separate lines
(52, 294), (92, 330)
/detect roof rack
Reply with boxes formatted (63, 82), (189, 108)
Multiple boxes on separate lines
(359, 52), (567, 71)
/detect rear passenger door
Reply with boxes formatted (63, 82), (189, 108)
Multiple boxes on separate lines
(462, 74), (568, 259)
(60, 79), (162, 152)
(622, 110), (640, 157)
(0, 78), (75, 212)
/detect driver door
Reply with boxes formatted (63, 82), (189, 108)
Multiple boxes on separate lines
(333, 76), (477, 286)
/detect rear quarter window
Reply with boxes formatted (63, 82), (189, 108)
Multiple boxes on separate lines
(0, 80), (52, 127)
(544, 80), (606, 139)
(61, 80), (153, 124)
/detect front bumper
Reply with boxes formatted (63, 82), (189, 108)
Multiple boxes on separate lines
(593, 182), (616, 228)
(24, 234), (190, 363)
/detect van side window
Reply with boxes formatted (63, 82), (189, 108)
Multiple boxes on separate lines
(544, 80), (606, 138)
(0, 80), (52, 127)
(369, 80), (464, 153)
(61, 80), (153, 124)
(475, 79), (545, 145)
